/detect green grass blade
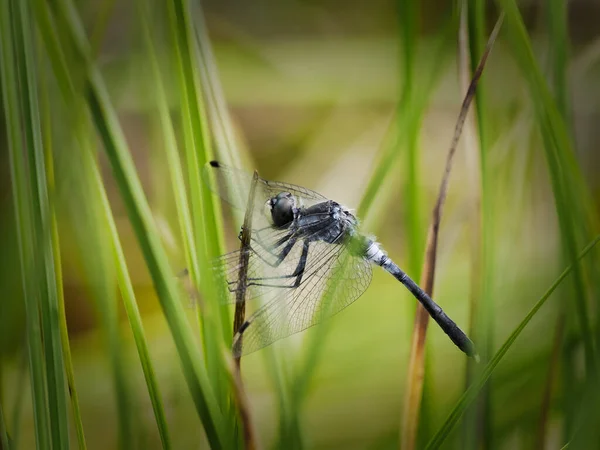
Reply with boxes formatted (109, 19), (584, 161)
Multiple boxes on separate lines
(397, 0), (424, 279)
(0, 4), (51, 448)
(51, 199), (87, 450)
(8, 354), (27, 450)
(38, 1), (135, 447)
(499, 0), (597, 373)
(463, 2), (495, 449)
(426, 234), (600, 449)
(85, 57), (227, 450)
(280, 16), (459, 448)
(68, 134), (134, 450)
(40, 65), (87, 450)
(12, 0), (70, 447)
(32, 0), (229, 446)
(136, 0), (200, 307)
(539, 0), (572, 444)
(0, 400), (9, 450)
(44, 1), (228, 446)
(164, 0), (234, 431)
(84, 146), (173, 450)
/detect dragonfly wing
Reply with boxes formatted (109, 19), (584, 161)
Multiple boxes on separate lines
(231, 239), (373, 357)
(211, 216), (342, 304)
(202, 161), (328, 224)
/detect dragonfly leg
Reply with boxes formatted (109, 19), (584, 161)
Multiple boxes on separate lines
(249, 235), (297, 268)
(245, 240), (310, 289)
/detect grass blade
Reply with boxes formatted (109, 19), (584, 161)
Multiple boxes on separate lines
(537, 0), (571, 445)
(40, 64), (88, 450)
(426, 235), (600, 449)
(396, 0), (425, 279)
(401, 13), (502, 450)
(0, 1), (51, 447)
(50, 191), (87, 450)
(499, 0), (597, 374)
(39, 0), (230, 446)
(0, 400), (9, 450)
(463, 1), (496, 448)
(136, 0), (200, 303)
(535, 314), (564, 448)
(86, 53), (227, 450)
(12, 0), (71, 447)
(280, 13), (461, 448)
(66, 132), (135, 450)
(8, 353), (27, 450)
(88, 147), (173, 450)
(223, 352), (260, 450)
(165, 0), (232, 421)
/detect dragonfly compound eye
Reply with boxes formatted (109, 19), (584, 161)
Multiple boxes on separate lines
(269, 192), (295, 227)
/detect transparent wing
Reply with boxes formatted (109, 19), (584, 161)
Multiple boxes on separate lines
(202, 161), (328, 225)
(229, 239), (373, 357)
(211, 216), (343, 303)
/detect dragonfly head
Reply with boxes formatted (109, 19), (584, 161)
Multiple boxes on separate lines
(268, 192), (296, 227)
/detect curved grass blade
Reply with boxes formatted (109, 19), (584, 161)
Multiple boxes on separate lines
(88, 149), (173, 450)
(499, 0), (597, 374)
(135, 0), (200, 303)
(40, 0), (229, 447)
(426, 235), (600, 449)
(85, 51), (227, 450)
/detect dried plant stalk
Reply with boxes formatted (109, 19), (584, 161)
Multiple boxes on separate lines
(400, 13), (504, 450)
(231, 170), (260, 449)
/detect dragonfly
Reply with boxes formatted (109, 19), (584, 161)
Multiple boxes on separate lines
(203, 160), (477, 360)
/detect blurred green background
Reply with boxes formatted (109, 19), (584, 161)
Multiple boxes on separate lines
(1, 0), (600, 449)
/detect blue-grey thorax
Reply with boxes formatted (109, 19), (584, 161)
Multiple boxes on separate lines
(292, 200), (377, 259)
(294, 201), (358, 244)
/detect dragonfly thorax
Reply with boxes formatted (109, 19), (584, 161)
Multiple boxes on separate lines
(294, 200), (359, 246)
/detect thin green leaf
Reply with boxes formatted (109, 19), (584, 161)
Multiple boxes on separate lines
(9, 353), (27, 450)
(0, 1), (51, 446)
(0, 400), (9, 450)
(281, 14), (460, 447)
(13, 0), (70, 447)
(463, 1), (496, 448)
(499, 0), (597, 373)
(40, 60), (88, 450)
(538, 0), (572, 444)
(165, 0), (232, 422)
(136, 0), (200, 304)
(89, 147), (173, 450)
(40, 0), (229, 447)
(426, 235), (600, 449)
(85, 53), (227, 450)
(68, 132), (134, 450)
